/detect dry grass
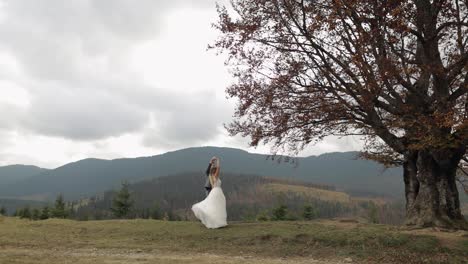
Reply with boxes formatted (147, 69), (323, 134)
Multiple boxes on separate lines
(0, 217), (466, 264)
(0, 248), (345, 264)
(260, 183), (351, 203)
(350, 197), (389, 206)
(260, 182), (395, 208)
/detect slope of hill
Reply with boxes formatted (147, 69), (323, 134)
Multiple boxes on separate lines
(0, 165), (48, 185)
(73, 172), (404, 224)
(0, 147), (406, 201)
(260, 183), (351, 203)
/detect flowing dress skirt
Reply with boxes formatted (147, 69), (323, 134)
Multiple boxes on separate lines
(192, 186), (227, 229)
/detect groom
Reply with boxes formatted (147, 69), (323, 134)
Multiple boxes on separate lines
(204, 157), (215, 196)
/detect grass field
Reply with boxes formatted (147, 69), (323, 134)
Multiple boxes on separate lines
(0, 216), (466, 264)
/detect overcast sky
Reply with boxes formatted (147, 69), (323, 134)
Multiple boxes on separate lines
(0, 0), (362, 168)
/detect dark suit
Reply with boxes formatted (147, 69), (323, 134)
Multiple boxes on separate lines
(204, 163), (212, 196)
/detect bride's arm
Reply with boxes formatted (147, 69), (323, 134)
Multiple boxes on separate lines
(209, 173), (215, 187)
(214, 165), (220, 180)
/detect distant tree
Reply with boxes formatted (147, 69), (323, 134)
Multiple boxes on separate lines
(286, 213), (299, 221)
(213, 0), (468, 229)
(52, 194), (67, 218)
(16, 208), (22, 218)
(166, 210), (180, 221)
(271, 205), (288, 221)
(303, 205), (317, 220)
(162, 212), (169, 221)
(239, 207), (257, 221)
(150, 203), (162, 220)
(67, 201), (77, 219)
(32, 208), (40, 221)
(139, 208), (150, 219)
(19, 206), (31, 219)
(110, 182), (133, 218)
(40, 206), (50, 220)
(0, 206), (7, 216)
(256, 210), (270, 221)
(79, 214), (89, 221)
(93, 211), (104, 221)
(368, 202), (379, 224)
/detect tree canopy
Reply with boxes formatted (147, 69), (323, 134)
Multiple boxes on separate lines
(213, 0), (468, 228)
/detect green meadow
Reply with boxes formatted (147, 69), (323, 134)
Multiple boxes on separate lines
(0, 217), (466, 264)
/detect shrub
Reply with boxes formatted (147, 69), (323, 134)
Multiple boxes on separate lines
(271, 205), (287, 221)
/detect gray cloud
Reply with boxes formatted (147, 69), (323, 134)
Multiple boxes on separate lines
(21, 86), (148, 140)
(0, 0), (166, 81)
(0, 103), (22, 130)
(142, 92), (233, 148)
(0, 0), (230, 144)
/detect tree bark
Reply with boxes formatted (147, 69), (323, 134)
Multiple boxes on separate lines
(403, 147), (467, 229)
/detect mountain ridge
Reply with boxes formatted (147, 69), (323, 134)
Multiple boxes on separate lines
(0, 147), (362, 170)
(0, 164), (49, 185)
(0, 146), (404, 201)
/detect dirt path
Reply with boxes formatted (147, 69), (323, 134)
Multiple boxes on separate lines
(0, 247), (355, 264)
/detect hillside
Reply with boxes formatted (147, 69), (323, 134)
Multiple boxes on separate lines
(72, 172), (404, 225)
(0, 217), (466, 264)
(0, 147), (405, 201)
(0, 198), (46, 216)
(0, 164), (48, 185)
(260, 183), (352, 203)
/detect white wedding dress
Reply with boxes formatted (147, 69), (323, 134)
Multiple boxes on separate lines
(192, 179), (227, 229)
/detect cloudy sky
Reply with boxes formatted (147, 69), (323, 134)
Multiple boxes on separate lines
(0, 0), (362, 168)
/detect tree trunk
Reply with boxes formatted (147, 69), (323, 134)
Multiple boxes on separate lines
(403, 147), (467, 229)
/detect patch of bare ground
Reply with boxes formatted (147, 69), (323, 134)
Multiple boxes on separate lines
(0, 247), (354, 264)
(399, 227), (468, 249)
(323, 218), (468, 249)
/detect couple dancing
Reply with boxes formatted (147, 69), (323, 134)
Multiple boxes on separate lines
(191, 156), (227, 229)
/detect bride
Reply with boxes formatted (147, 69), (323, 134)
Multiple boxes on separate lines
(192, 157), (227, 229)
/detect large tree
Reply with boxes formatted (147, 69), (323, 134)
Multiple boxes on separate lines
(212, 0), (468, 229)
